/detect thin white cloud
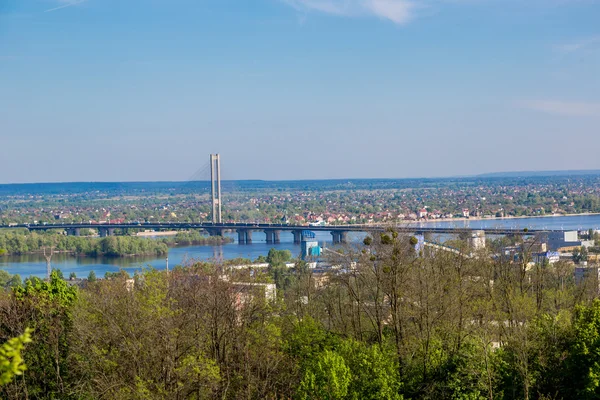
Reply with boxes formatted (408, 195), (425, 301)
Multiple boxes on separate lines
(282, 0), (415, 24)
(520, 99), (600, 117)
(281, 0), (600, 25)
(282, 0), (352, 15)
(44, 0), (87, 13)
(365, 0), (414, 24)
(555, 36), (600, 53)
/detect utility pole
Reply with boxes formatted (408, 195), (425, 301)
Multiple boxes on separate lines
(210, 154), (222, 223)
(43, 246), (54, 280)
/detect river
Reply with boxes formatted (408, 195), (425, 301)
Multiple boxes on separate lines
(0, 231), (349, 279)
(3, 214), (600, 278)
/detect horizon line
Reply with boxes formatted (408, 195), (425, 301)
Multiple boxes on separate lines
(3, 169), (600, 186)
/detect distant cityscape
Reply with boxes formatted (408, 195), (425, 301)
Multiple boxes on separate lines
(2, 173), (600, 227)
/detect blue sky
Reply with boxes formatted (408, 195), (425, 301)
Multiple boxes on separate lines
(1, 0), (599, 183)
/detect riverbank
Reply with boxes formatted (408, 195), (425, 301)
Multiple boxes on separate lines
(407, 212), (600, 225)
(0, 230), (235, 258)
(135, 231), (233, 245)
(0, 232), (169, 258)
(136, 230), (180, 237)
(4, 215), (600, 280)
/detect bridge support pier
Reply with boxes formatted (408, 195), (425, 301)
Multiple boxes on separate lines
(238, 230), (246, 245)
(292, 230), (302, 245)
(98, 227), (116, 237)
(331, 231), (349, 244)
(207, 228), (225, 237)
(331, 231), (341, 245)
(66, 228), (81, 237)
(237, 230), (253, 244)
(265, 230), (274, 244)
(340, 231), (348, 244)
(273, 230), (281, 244)
(264, 230), (281, 244)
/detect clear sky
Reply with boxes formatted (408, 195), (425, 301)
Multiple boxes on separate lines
(1, 0), (599, 183)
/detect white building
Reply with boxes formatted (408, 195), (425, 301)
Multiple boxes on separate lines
(469, 230), (486, 250)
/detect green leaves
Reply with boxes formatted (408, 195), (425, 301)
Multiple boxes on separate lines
(566, 300), (600, 399)
(87, 270), (97, 282)
(380, 234), (393, 245)
(0, 328), (32, 386)
(290, 319), (403, 400)
(0, 231), (169, 257)
(15, 270), (78, 306)
(267, 248), (292, 267)
(338, 340), (403, 400)
(298, 350), (351, 400)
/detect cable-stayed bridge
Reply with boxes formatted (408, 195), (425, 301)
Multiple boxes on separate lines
(0, 221), (554, 245)
(0, 154), (562, 245)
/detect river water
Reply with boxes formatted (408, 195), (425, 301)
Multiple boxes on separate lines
(0, 231), (346, 278)
(3, 214), (600, 278)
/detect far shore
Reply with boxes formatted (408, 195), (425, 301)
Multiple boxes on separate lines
(132, 212), (600, 231)
(413, 212), (600, 224)
(349, 212), (600, 227)
(136, 230), (182, 237)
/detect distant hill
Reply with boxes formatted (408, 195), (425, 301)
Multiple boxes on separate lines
(477, 170), (600, 178)
(3, 172), (600, 196)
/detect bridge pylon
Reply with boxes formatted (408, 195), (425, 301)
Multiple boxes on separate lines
(210, 154), (222, 224)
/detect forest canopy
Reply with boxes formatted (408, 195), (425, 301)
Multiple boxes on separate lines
(0, 231), (599, 399)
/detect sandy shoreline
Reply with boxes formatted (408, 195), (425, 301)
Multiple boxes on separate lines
(136, 230), (182, 237)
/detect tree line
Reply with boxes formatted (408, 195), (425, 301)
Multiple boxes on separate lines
(0, 231), (231, 258)
(1, 232), (600, 398)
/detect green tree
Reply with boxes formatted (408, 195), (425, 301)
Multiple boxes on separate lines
(87, 270), (97, 282)
(298, 349), (351, 400)
(567, 299), (600, 399)
(266, 248), (292, 266)
(52, 268), (64, 280)
(104, 270), (130, 280)
(72, 268), (221, 398)
(3, 271), (78, 398)
(573, 246), (589, 263)
(266, 248), (294, 290)
(338, 340), (403, 400)
(0, 270), (18, 289)
(0, 328), (32, 386)
(8, 274), (21, 288)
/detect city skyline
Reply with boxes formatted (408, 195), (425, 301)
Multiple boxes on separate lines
(1, 0), (599, 183)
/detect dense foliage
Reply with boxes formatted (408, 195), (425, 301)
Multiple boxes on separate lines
(162, 231), (233, 247)
(0, 328), (31, 386)
(0, 231), (168, 257)
(0, 231), (231, 257)
(1, 233), (600, 398)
